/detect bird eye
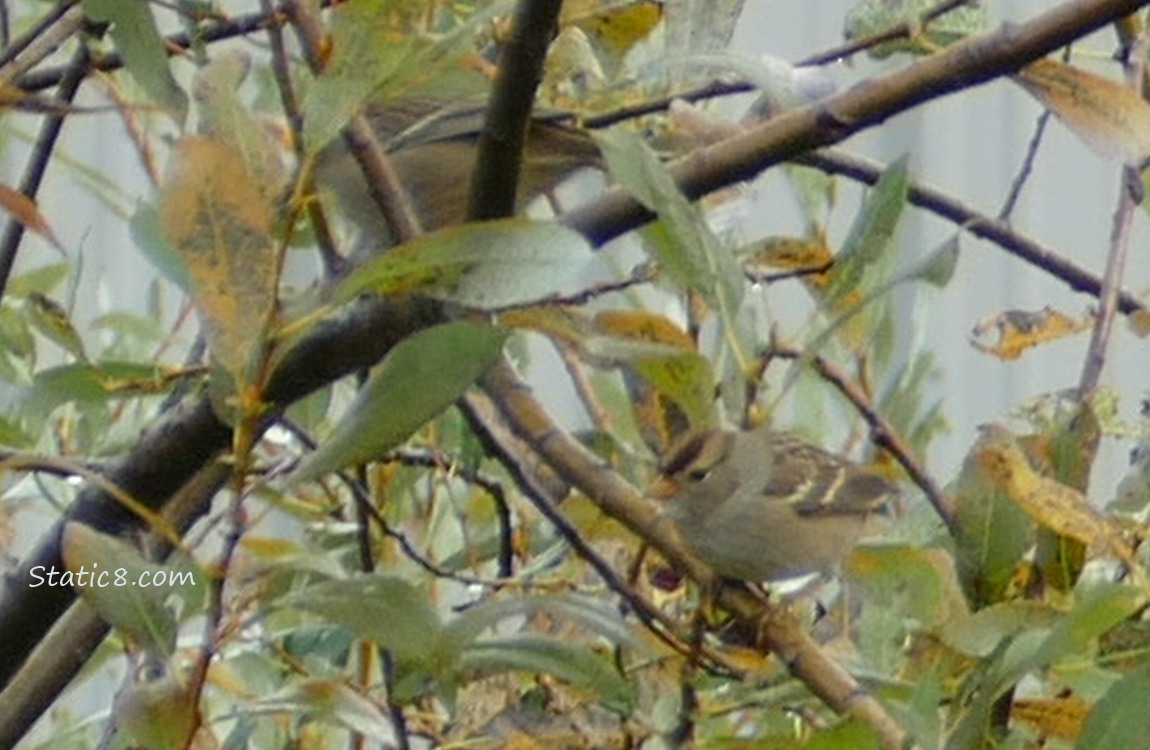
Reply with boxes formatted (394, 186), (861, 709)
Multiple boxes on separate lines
(687, 467), (711, 482)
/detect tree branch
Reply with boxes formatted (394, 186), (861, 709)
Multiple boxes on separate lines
(561, 0), (1150, 247)
(467, 0), (563, 221)
(799, 149), (1146, 314)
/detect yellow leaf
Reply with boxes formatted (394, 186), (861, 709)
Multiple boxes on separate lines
(1012, 694), (1090, 741)
(593, 309), (696, 348)
(563, 0), (663, 59)
(1014, 58), (1150, 162)
(744, 234), (835, 289)
(973, 425), (1135, 569)
(497, 305), (593, 346)
(970, 306), (1091, 360)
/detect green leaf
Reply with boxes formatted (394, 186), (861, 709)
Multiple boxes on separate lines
(806, 720), (881, 750)
(595, 128), (744, 317)
(461, 635), (633, 713)
(282, 574), (446, 667)
(60, 523), (197, 657)
(824, 154), (909, 304)
(335, 219), (596, 310)
(443, 593), (640, 652)
(25, 292), (88, 363)
(131, 201), (191, 293)
(19, 361), (175, 421)
(5, 262), (71, 298)
(290, 321), (507, 483)
(582, 335), (715, 432)
(84, 0), (188, 122)
(843, 0), (987, 59)
(914, 234), (960, 287)
(1031, 583), (1143, 669)
(940, 602), (1063, 658)
(0, 413), (33, 448)
(782, 229), (954, 398)
(951, 460), (1034, 609)
(847, 545), (964, 630)
(1077, 664), (1150, 750)
(89, 311), (165, 346)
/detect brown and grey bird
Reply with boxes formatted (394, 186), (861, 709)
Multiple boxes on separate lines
(314, 96), (601, 256)
(650, 426), (898, 582)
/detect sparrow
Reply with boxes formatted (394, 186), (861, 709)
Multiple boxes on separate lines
(651, 426), (898, 582)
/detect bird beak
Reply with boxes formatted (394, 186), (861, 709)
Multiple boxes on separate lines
(647, 475), (679, 501)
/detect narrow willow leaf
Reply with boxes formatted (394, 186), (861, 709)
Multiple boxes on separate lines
(1076, 665), (1150, 750)
(20, 361), (174, 421)
(915, 234), (960, 287)
(0, 185), (66, 254)
(335, 219), (595, 310)
(256, 680), (394, 739)
(60, 523), (199, 657)
(290, 321), (507, 483)
(442, 593), (640, 652)
(25, 292), (87, 362)
(461, 635), (633, 713)
(781, 232), (950, 396)
(824, 154), (908, 304)
(282, 575), (444, 665)
(844, 0), (986, 59)
(302, 0), (505, 152)
(83, 0), (188, 122)
(595, 128), (744, 317)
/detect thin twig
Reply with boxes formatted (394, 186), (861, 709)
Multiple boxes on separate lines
(799, 0), (979, 66)
(284, 0), (425, 244)
(262, 0), (343, 277)
(998, 110), (1051, 221)
(1079, 34), (1147, 396)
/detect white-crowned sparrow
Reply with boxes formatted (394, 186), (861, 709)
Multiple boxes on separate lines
(650, 426), (898, 582)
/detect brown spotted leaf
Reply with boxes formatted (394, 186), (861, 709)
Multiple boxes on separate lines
(1014, 58), (1150, 162)
(159, 136), (277, 382)
(971, 306), (1091, 360)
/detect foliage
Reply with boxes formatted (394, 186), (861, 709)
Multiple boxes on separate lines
(1, 1), (1150, 749)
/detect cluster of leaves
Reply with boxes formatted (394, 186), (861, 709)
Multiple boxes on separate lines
(5, 1), (1150, 749)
